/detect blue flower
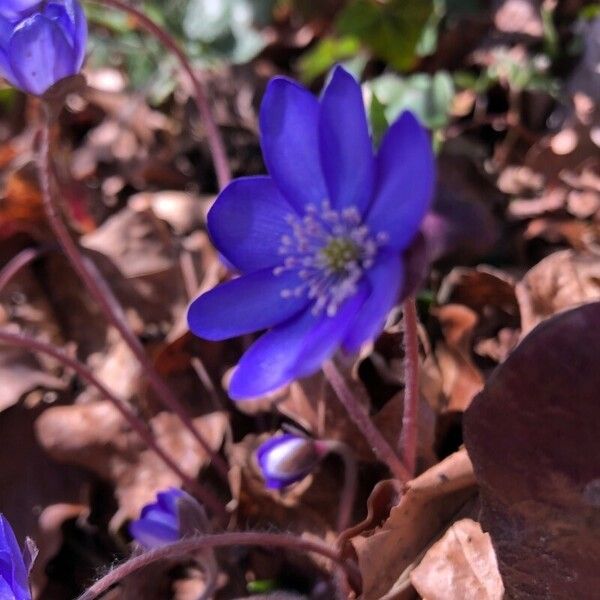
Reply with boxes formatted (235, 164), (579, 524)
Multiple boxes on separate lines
(257, 434), (324, 490)
(188, 66), (435, 400)
(0, 515), (31, 600)
(129, 488), (187, 550)
(0, 0), (87, 96)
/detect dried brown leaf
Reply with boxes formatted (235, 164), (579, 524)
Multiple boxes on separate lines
(410, 518), (503, 600)
(35, 401), (228, 525)
(516, 249), (600, 334)
(348, 449), (477, 600)
(464, 302), (600, 599)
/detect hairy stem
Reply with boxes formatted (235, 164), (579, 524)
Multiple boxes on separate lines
(87, 0), (231, 190)
(322, 441), (358, 533)
(78, 532), (361, 600)
(399, 297), (419, 476)
(0, 329), (226, 517)
(38, 113), (229, 482)
(323, 360), (411, 483)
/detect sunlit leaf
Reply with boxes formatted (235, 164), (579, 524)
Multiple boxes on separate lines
(337, 0), (433, 71)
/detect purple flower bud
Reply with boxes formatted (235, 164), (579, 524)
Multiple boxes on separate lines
(0, 0), (87, 96)
(0, 514), (31, 600)
(129, 488), (201, 550)
(256, 434), (325, 490)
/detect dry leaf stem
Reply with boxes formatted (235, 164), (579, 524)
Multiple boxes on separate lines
(323, 360), (411, 483)
(77, 532), (361, 600)
(0, 245), (52, 293)
(399, 297), (420, 476)
(38, 113), (230, 483)
(88, 0), (231, 190)
(0, 328), (226, 517)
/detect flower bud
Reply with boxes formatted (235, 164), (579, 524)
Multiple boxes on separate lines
(0, 514), (31, 600)
(256, 434), (324, 490)
(129, 488), (206, 550)
(0, 0), (87, 96)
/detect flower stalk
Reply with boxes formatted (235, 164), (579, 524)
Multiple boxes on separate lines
(37, 109), (229, 482)
(322, 440), (358, 533)
(322, 360), (411, 483)
(77, 532), (361, 600)
(87, 0), (231, 190)
(399, 297), (419, 476)
(0, 328), (226, 518)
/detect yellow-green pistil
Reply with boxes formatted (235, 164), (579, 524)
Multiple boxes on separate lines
(320, 238), (360, 274)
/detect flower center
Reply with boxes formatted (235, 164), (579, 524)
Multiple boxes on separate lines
(320, 238), (360, 274)
(274, 201), (388, 317)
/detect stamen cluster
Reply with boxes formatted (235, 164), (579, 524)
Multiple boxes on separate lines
(275, 201), (388, 316)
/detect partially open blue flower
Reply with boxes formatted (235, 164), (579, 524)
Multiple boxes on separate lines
(0, 515), (31, 600)
(0, 0), (87, 96)
(188, 66), (435, 400)
(257, 434), (324, 489)
(129, 488), (187, 550)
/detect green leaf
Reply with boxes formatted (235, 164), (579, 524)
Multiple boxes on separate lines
(367, 71), (455, 130)
(368, 90), (389, 147)
(247, 579), (277, 593)
(337, 0), (434, 71)
(298, 36), (361, 82)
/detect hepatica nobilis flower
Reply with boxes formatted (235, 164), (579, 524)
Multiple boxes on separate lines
(188, 66), (435, 400)
(130, 488), (193, 550)
(0, 514), (31, 600)
(0, 0), (87, 96)
(257, 434), (325, 490)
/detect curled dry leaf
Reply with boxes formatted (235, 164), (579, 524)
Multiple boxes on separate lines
(430, 305), (485, 413)
(464, 302), (600, 599)
(346, 449), (477, 600)
(410, 518), (504, 600)
(516, 249), (600, 334)
(35, 401), (228, 527)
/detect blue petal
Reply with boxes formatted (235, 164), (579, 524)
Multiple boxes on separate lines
(139, 506), (178, 530)
(319, 66), (375, 214)
(0, 516), (28, 600)
(207, 176), (295, 272)
(366, 112), (435, 251)
(155, 488), (183, 515)
(342, 252), (404, 353)
(0, 17), (18, 87)
(0, 0), (39, 21)
(8, 13), (76, 95)
(188, 269), (309, 341)
(45, 2), (87, 70)
(259, 77), (328, 212)
(229, 288), (367, 399)
(0, 575), (17, 600)
(129, 518), (180, 550)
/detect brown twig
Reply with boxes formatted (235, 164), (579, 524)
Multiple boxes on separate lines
(77, 532), (361, 600)
(0, 328), (226, 517)
(37, 112), (230, 482)
(322, 360), (411, 483)
(87, 0), (231, 190)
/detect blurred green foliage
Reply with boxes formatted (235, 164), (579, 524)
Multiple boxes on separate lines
(85, 0), (276, 103)
(366, 71), (455, 145)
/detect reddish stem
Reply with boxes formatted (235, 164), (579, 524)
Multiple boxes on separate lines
(0, 246), (52, 293)
(322, 360), (411, 483)
(77, 532), (361, 600)
(38, 113), (230, 482)
(321, 440), (358, 533)
(88, 0), (231, 190)
(399, 297), (419, 476)
(0, 328), (226, 517)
